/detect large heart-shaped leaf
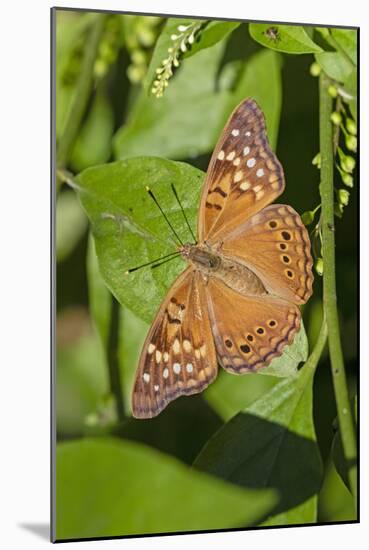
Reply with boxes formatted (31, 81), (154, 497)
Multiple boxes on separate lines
(194, 363), (323, 525)
(76, 157), (202, 323)
(55, 437), (277, 540)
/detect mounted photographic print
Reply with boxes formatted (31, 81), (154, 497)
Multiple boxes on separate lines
(52, 6), (359, 542)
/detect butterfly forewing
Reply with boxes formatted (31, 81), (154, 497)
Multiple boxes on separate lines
(132, 268), (217, 419)
(198, 98), (285, 242)
(205, 277), (301, 373)
(221, 204), (314, 305)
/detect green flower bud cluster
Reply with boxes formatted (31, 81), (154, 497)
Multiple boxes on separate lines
(151, 21), (203, 97)
(93, 16), (121, 79)
(310, 62), (321, 77)
(315, 257), (324, 276)
(124, 16), (162, 84)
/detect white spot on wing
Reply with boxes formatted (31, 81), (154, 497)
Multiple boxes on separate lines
(217, 150), (225, 160)
(186, 363), (194, 373)
(148, 343), (155, 354)
(240, 181), (251, 191)
(245, 131), (251, 137)
(234, 171), (243, 183)
(256, 168), (264, 177)
(143, 373), (150, 383)
(226, 151), (236, 161)
(155, 350), (162, 363)
(154, 384), (159, 392)
(231, 129), (240, 136)
(173, 363), (181, 374)
(173, 338), (180, 354)
(247, 157), (256, 168)
(163, 368), (169, 379)
(183, 339), (192, 352)
(243, 146), (250, 156)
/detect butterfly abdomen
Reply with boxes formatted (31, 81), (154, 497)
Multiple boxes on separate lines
(182, 243), (267, 297)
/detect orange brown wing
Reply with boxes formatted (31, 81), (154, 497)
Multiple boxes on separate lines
(132, 268), (217, 419)
(198, 98), (285, 243)
(221, 204), (314, 305)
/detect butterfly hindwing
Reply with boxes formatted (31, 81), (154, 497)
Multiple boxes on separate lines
(198, 98), (285, 242)
(221, 204), (314, 305)
(205, 276), (301, 373)
(132, 268), (217, 419)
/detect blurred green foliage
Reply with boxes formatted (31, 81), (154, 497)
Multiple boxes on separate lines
(54, 9), (358, 541)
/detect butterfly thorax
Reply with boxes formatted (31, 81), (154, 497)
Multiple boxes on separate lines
(180, 243), (267, 297)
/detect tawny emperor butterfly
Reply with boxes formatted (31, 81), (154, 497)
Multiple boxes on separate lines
(131, 98), (313, 419)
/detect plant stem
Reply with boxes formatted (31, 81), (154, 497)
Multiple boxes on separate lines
(319, 73), (357, 503)
(305, 319), (328, 374)
(56, 15), (106, 168)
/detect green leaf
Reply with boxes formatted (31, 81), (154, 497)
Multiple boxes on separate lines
(76, 158), (203, 323)
(86, 232), (112, 347)
(318, 456), (356, 522)
(118, 305), (148, 415)
(114, 41), (231, 160)
(55, 11), (97, 139)
(56, 190), (88, 262)
(249, 23), (323, 54)
(195, 364), (323, 525)
(332, 395), (357, 493)
(231, 50), (282, 150)
(185, 21), (241, 58)
(205, 370), (278, 422)
(70, 89), (114, 172)
(114, 46), (282, 161)
(343, 69), (357, 121)
(330, 28), (357, 65)
(56, 311), (108, 436)
(56, 437), (277, 539)
(315, 52), (353, 83)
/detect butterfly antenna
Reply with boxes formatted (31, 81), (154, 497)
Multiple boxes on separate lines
(171, 183), (197, 244)
(151, 253), (181, 270)
(125, 251), (180, 274)
(145, 186), (184, 246)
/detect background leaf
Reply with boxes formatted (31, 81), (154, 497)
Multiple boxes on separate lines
(315, 52), (353, 83)
(86, 232), (112, 347)
(185, 21), (241, 58)
(231, 50), (281, 150)
(249, 23), (323, 54)
(56, 190), (88, 262)
(114, 43), (282, 160)
(195, 363), (323, 525)
(118, 305), (148, 415)
(330, 28), (357, 64)
(115, 42), (231, 160)
(70, 88), (114, 172)
(56, 437), (277, 539)
(56, 308), (108, 436)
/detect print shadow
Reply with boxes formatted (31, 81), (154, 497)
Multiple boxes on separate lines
(194, 413), (323, 518)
